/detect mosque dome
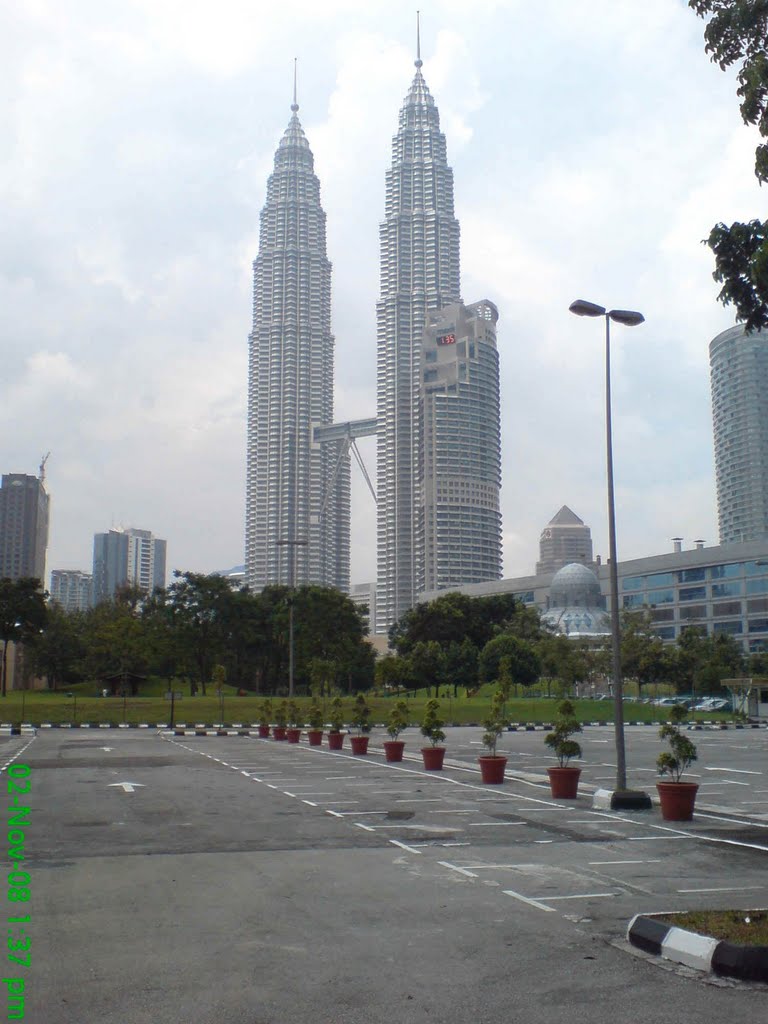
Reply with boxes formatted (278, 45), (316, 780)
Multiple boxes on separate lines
(541, 562), (611, 638)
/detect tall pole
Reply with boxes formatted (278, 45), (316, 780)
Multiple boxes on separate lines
(604, 314), (627, 791)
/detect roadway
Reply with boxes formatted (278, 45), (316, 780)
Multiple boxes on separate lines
(12, 727), (768, 1023)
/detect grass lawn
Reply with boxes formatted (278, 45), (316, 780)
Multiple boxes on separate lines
(656, 910), (768, 945)
(0, 689), (738, 726)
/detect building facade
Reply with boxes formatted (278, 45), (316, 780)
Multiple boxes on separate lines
(49, 569), (92, 612)
(536, 506), (596, 575)
(245, 93), (349, 593)
(92, 528), (166, 605)
(710, 324), (768, 544)
(420, 301), (502, 593)
(376, 54), (465, 632)
(0, 472), (49, 583)
(422, 538), (768, 655)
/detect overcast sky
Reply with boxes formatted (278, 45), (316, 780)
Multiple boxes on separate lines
(1, 0), (763, 594)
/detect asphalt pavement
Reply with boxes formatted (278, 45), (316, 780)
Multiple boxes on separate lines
(12, 727), (768, 1023)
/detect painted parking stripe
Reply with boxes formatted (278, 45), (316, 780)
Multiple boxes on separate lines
(389, 839), (422, 855)
(534, 892), (617, 901)
(438, 861), (478, 879)
(502, 889), (556, 913)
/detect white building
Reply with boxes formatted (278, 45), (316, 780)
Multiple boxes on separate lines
(49, 569), (92, 612)
(92, 527), (166, 604)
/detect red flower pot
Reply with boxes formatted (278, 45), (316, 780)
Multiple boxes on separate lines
(478, 755), (507, 784)
(272, 726), (287, 741)
(421, 746), (445, 771)
(286, 728), (301, 744)
(327, 732), (344, 750)
(257, 724), (270, 739)
(547, 766), (581, 799)
(307, 730), (323, 746)
(383, 740), (405, 762)
(656, 781), (699, 821)
(350, 735), (369, 755)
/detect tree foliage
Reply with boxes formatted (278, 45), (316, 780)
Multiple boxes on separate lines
(690, 0), (768, 329)
(0, 577), (48, 696)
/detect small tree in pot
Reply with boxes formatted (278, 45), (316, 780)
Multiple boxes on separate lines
(545, 699), (582, 798)
(420, 698), (446, 770)
(478, 689), (509, 784)
(307, 700), (324, 746)
(285, 699), (302, 743)
(349, 693), (371, 754)
(327, 695), (345, 750)
(272, 699), (288, 740)
(257, 698), (272, 739)
(656, 703), (699, 820)
(384, 700), (408, 762)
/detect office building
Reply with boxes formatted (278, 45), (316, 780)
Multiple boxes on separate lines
(710, 324), (768, 544)
(420, 301), (502, 593)
(50, 569), (92, 612)
(92, 527), (166, 605)
(376, 48), (474, 631)
(245, 87), (349, 592)
(536, 506), (596, 575)
(0, 470), (50, 583)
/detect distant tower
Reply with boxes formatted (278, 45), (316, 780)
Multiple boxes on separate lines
(420, 300), (502, 593)
(376, 29), (463, 631)
(92, 528), (166, 605)
(246, 68), (349, 591)
(710, 324), (768, 544)
(0, 468), (50, 582)
(536, 506), (595, 576)
(50, 570), (93, 612)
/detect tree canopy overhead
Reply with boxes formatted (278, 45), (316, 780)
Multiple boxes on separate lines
(690, 0), (768, 330)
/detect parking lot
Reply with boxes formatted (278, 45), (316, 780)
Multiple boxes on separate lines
(20, 726), (768, 1023)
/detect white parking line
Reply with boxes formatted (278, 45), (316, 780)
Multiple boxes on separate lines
(536, 893), (616, 901)
(706, 767), (762, 775)
(355, 823), (376, 832)
(389, 839), (422, 855)
(502, 889), (555, 913)
(677, 886), (764, 893)
(438, 861), (478, 879)
(588, 859), (662, 866)
(466, 822), (525, 827)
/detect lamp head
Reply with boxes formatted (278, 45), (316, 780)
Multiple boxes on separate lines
(608, 309), (645, 327)
(569, 299), (606, 318)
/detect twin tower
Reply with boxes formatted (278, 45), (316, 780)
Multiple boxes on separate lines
(245, 52), (502, 633)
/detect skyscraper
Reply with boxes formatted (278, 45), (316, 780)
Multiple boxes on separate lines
(420, 300), (502, 593)
(376, 49), (463, 631)
(50, 569), (92, 612)
(246, 84), (349, 592)
(0, 469), (50, 583)
(92, 527), (166, 605)
(710, 324), (768, 544)
(536, 506), (596, 576)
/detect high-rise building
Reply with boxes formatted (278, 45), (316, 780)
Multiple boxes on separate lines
(710, 324), (768, 544)
(245, 87), (349, 592)
(0, 470), (50, 583)
(536, 506), (596, 576)
(49, 569), (92, 612)
(92, 527), (166, 605)
(376, 50), (464, 631)
(420, 301), (502, 593)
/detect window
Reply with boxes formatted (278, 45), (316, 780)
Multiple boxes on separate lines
(747, 578), (768, 595)
(748, 618), (768, 633)
(622, 576), (644, 591)
(714, 621), (742, 635)
(623, 594), (645, 608)
(648, 588), (674, 604)
(678, 568), (705, 583)
(712, 581), (742, 598)
(713, 600), (741, 616)
(654, 626), (676, 640)
(646, 572), (674, 587)
(679, 586), (706, 602)
(710, 562), (742, 579)
(679, 604), (706, 620)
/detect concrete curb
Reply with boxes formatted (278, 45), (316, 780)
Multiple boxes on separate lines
(627, 914), (768, 982)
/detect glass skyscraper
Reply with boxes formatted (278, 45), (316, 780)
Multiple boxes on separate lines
(710, 324), (768, 544)
(246, 94), (350, 591)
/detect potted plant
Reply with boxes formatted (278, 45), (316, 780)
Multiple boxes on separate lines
(420, 699), (446, 770)
(285, 700), (302, 743)
(349, 693), (371, 754)
(656, 703), (699, 820)
(327, 696), (345, 750)
(478, 689), (509, 784)
(272, 700), (287, 740)
(384, 700), (408, 762)
(307, 700), (324, 746)
(544, 698), (583, 798)
(257, 698), (272, 739)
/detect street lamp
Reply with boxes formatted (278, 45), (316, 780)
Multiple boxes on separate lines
(276, 538), (308, 698)
(569, 299), (651, 809)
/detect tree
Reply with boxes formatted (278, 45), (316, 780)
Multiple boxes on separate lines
(409, 641), (446, 697)
(374, 654), (414, 694)
(689, 1), (768, 329)
(478, 634), (540, 691)
(165, 572), (237, 695)
(0, 578), (48, 697)
(25, 605), (85, 690)
(443, 639), (479, 697)
(619, 609), (672, 698)
(537, 632), (591, 696)
(389, 591), (527, 655)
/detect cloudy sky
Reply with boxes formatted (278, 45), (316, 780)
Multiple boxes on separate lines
(1, 0), (763, 594)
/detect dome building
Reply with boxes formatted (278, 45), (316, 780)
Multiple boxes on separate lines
(541, 563), (611, 638)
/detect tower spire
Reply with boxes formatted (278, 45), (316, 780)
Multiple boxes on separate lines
(291, 57), (298, 112)
(415, 10), (422, 68)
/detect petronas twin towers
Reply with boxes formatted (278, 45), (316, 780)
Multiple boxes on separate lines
(246, 45), (502, 632)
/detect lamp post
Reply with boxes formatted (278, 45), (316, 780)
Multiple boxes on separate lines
(276, 538), (308, 698)
(569, 299), (650, 808)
